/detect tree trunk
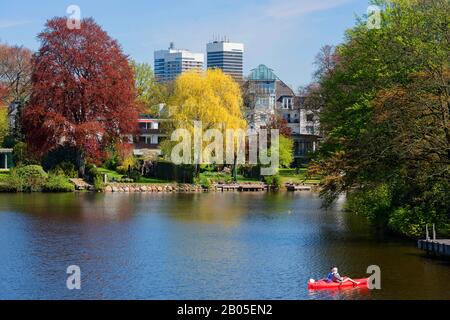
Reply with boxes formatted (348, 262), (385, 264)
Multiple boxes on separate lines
(232, 154), (238, 182)
(194, 163), (200, 178)
(76, 149), (86, 178)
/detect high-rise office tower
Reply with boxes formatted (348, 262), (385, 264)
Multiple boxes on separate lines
(206, 40), (244, 82)
(154, 42), (204, 82)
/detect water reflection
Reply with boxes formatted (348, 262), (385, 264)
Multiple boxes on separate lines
(0, 192), (449, 300)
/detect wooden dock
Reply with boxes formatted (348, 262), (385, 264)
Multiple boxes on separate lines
(286, 184), (312, 191)
(238, 184), (267, 192)
(418, 239), (450, 257)
(214, 183), (267, 192)
(215, 184), (240, 191)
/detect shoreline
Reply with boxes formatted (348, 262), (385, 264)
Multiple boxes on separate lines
(0, 182), (320, 193)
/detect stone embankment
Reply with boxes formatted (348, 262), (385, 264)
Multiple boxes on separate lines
(105, 183), (204, 193)
(103, 182), (318, 193)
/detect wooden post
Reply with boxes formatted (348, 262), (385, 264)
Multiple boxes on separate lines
(433, 224), (436, 241)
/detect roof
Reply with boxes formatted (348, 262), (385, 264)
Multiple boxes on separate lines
(248, 64), (278, 81)
(276, 80), (295, 98)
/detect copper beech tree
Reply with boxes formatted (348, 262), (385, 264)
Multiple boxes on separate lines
(23, 17), (139, 176)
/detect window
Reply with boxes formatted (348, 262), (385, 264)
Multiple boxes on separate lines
(306, 114), (314, 122)
(282, 97), (293, 109)
(306, 126), (315, 134)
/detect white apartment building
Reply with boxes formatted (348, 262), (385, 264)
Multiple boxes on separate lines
(154, 43), (204, 82)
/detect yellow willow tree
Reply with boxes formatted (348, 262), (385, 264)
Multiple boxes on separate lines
(166, 69), (247, 179)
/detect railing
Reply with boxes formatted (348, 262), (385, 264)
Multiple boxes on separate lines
(139, 128), (161, 134)
(134, 143), (160, 149)
(425, 224), (437, 241)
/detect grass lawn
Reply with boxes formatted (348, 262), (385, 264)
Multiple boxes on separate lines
(279, 168), (322, 185)
(97, 166), (322, 185)
(99, 167), (174, 184)
(236, 175), (260, 183)
(198, 168), (322, 185)
(98, 167), (124, 181)
(136, 177), (175, 184)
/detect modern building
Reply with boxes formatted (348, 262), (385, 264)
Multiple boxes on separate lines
(154, 43), (204, 82)
(243, 64), (321, 164)
(206, 40), (244, 81)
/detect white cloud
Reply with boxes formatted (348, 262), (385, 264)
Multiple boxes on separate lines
(264, 0), (354, 18)
(0, 20), (32, 29)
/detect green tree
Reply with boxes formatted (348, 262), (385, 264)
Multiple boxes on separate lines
(0, 105), (7, 146)
(131, 61), (168, 115)
(279, 135), (294, 168)
(310, 0), (450, 237)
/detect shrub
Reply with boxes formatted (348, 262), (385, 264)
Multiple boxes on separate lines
(13, 165), (48, 192)
(345, 184), (392, 226)
(239, 165), (261, 179)
(41, 145), (78, 172)
(13, 142), (37, 166)
(194, 176), (212, 189)
(85, 164), (101, 183)
(201, 171), (232, 184)
(0, 172), (18, 192)
(43, 174), (75, 192)
(263, 175), (281, 188)
(93, 175), (105, 192)
(150, 161), (195, 183)
(115, 177), (134, 183)
(51, 161), (78, 178)
(128, 170), (141, 182)
(104, 157), (119, 171)
(116, 156), (137, 175)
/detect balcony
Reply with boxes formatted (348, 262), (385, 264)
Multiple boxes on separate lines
(139, 128), (161, 135)
(134, 142), (160, 150)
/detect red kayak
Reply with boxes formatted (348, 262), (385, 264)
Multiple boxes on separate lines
(308, 277), (369, 290)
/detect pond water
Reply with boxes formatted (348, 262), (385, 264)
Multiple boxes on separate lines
(0, 192), (449, 300)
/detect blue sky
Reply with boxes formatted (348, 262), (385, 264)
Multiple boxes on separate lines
(0, 0), (370, 89)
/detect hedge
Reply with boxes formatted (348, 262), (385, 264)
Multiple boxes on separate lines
(151, 161), (195, 183)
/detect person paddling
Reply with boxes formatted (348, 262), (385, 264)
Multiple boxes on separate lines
(328, 266), (360, 286)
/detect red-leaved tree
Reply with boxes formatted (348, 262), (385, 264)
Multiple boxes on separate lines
(0, 84), (8, 102)
(23, 17), (139, 176)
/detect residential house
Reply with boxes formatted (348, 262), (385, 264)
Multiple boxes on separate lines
(243, 64), (321, 164)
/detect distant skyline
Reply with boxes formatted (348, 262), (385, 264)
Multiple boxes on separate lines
(0, 0), (370, 89)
